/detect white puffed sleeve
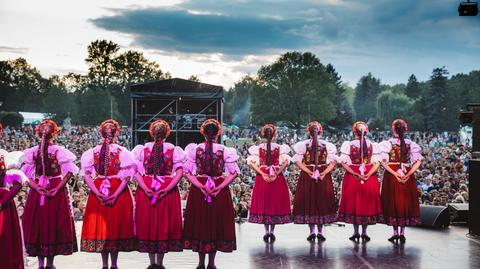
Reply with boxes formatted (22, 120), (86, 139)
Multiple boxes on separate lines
(224, 146), (240, 174)
(325, 142), (338, 164)
(378, 141), (392, 162)
(246, 145), (260, 165)
(4, 151), (28, 184)
(370, 142), (383, 164)
(131, 144), (145, 175)
(56, 146), (79, 176)
(409, 140), (424, 162)
(21, 146), (38, 179)
(339, 141), (352, 165)
(172, 146), (186, 172)
(117, 147), (137, 180)
(80, 148), (96, 177)
(5, 150), (24, 170)
(184, 143), (198, 175)
(291, 141), (307, 163)
(279, 144), (291, 164)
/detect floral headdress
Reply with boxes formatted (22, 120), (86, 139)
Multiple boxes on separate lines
(99, 119), (121, 137)
(35, 120), (59, 139)
(391, 119), (408, 134)
(306, 121), (323, 137)
(352, 121), (369, 134)
(200, 119), (222, 139)
(149, 120), (171, 139)
(261, 124), (277, 138)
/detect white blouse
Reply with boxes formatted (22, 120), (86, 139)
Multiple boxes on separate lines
(246, 143), (291, 165)
(339, 139), (383, 165)
(291, 139), (338, 164)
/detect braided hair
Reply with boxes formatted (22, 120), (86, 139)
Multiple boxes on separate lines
(393, 120), (408, 162)
(308, 124), (320, 170)
(148, 124), (168, 176)
(203, 122), (219, 175)
(262, 126), (275, 166)
(354, 123), (368, 160)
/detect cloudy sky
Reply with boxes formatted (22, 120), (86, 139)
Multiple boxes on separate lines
(0, 0), (479, 88)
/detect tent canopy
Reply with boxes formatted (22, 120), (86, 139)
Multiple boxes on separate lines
(130, 78), (223, 99)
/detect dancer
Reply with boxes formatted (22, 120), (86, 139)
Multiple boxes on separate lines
(379, 119), (423, 243)
(0, 124), (27, 269)
(183, 119), (239, 269)
(21, 120), (79, 269)
(80, 120), (137, 269)
(292, 121), (337, 242)
(247, 123), (292, 243)
(132, 120), (185, 269)
(337, 121), (383, 242)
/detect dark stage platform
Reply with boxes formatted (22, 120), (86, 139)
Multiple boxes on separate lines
(27, 222), (480, 269)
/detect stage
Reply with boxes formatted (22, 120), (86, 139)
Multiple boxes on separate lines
(26, 222), (480, 269)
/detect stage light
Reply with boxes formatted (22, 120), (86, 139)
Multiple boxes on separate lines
(458, 1), (478, 16)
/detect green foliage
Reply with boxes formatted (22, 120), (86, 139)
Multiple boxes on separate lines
(326, 64), (353, 129)
(2, 44), (480, 131)
(0, 111), (24, 127)
(252, 52), (336, 127)
(425, 67), (449, 132)
(354, 73), (383, 121)
(405, 74), (421, 99)
(376, 90), (413, 129)
(224, 76), (256, 126)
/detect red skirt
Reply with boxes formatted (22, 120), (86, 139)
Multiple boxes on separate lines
(183, 176), (236, 253)
(248, 166), (292, 224)
(80, 177), (135, 252)
(22, 177), (78, 257)
(292, 165), (337, 224)
(0, 189), (24, 269)
(381, 164), (420, 226)
(337, 164), (382, 225)
(135, 175), (183, 253)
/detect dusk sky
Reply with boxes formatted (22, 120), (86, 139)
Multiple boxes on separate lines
(1, 0), (479, 88)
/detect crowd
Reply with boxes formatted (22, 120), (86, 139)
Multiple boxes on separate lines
(0, 125), (471, 221)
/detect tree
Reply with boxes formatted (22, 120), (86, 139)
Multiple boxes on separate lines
(224, 76), (256, 126)
(187, 75), (201, 82)
(354, 73), (383, 121)
(376, 90), (413, 129)
(113, 50), (167, 123)
(72, 87), (119, 125)
(326, 64), (353, 128)
(405, 74), (421, 99)
(425, 67), (449, 132)
(85, 40), (120, 90)
(0, 58), (45, 112)
(252, 52), (336, 126)
(0, 111), (24, 127)
(42, 76), (76, 122)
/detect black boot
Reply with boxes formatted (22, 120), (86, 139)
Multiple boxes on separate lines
(307, 234), (316, 242)
(317, 234), (326, 241)
(388, 235), (399, 243)
(349, 234), (360, 242)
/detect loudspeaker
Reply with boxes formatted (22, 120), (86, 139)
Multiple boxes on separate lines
(448, 203), (469, 223)
(469, 159), (480, 235)
(419, 205), (450, 228)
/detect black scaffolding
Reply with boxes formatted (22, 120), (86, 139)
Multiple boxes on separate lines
(130, 78), (223, 148)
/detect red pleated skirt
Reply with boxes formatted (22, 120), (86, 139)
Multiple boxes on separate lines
(80, 177), (135, 252)
(183, 176), (236, 253)
(292, 165), (337, 224)
(337, 164), (383, 225)
(0, 189), (24, 269)
(381, 164), (420, 226)
(22, 177), (78, 256)
(248, 166), (292, 224)
(135, 175), (183, 253)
